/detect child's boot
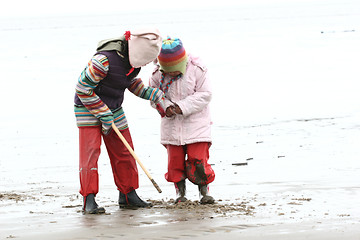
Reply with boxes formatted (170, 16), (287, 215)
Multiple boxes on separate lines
(175, 180), (187, 203)
(118, 191), (126, 205)
(118, 190), (152, 208)
(198, 184), (215, 204)
(83, 193), (106, 214)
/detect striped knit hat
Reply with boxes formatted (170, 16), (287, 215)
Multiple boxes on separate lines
(158, 38), (187, 75)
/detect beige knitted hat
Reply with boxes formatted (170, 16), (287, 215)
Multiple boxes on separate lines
(126, 28), (162, 68)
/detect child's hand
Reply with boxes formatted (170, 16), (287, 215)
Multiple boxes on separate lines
(173, 104), (183, 114)
(166, 104), (182, 117)
(166, 106), (176, 117)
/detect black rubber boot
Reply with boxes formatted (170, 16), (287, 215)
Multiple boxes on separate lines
(118, 191), (126, 205)
(83, 193), (106, 214)
(198, 185), (215, 204)
(175, 180), (187, 203)
(118, 190), (152, 209)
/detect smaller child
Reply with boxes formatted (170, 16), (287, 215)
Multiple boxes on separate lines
(149, 37), (215, 204)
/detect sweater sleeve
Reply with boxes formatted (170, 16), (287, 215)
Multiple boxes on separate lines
(75, 54), (113, 121)
(128, 78), (164, 103)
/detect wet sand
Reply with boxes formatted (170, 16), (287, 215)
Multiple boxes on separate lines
(2, 115), (360, 239)
(1, 173), (360, 240)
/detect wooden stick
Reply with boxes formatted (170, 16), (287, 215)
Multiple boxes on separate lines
(111, 123), (162, 193)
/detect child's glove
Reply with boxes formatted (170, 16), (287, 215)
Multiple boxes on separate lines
(100, 115), (114, 135)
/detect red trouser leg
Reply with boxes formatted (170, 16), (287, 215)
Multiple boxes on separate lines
(103, 128), (139, 194)
(165, 145), (186, 183)
(79, 126), (102, 197)
(185, 142), (215, 185)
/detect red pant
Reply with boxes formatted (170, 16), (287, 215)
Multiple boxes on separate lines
(78, 126), (138, 196)
(165, 142), (215, 185)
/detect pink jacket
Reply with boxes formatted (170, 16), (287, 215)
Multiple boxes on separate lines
(149, 54), (212, 146)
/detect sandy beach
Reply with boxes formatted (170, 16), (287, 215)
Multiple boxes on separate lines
(1, 115), (360, 239)
(1, 0), (360, 239)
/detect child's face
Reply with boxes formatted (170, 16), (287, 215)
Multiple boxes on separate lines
(166, 71), (181, 77)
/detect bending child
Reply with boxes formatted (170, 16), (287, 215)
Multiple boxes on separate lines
(74, 28), (164, 214)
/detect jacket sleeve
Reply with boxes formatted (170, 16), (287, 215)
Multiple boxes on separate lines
(75, 54), (113, 122)
(176, 66), (212, 118)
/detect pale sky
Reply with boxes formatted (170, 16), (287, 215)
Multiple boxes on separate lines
(1, 0), (244, 17)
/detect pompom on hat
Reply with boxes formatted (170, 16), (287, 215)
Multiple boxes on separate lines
(127, 28), (162, 68)
(158, 37), (188, 75)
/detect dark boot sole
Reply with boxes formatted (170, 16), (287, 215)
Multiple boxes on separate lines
(119, 203), (153, 209)
(175, 197), (188, 203)
(200, 196), (215, 204)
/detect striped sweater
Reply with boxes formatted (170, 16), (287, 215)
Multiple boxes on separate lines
(74, 54), (162, 129)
